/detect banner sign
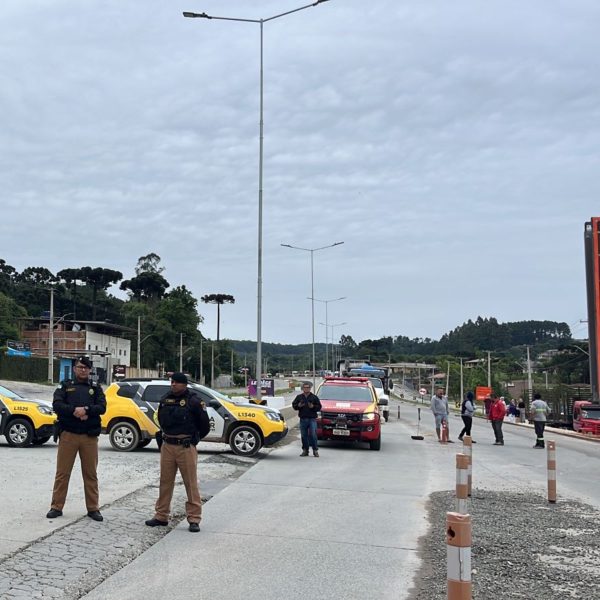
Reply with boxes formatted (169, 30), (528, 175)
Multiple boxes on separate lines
(248, 378), (275, 397)
(6, 340), (31, 357)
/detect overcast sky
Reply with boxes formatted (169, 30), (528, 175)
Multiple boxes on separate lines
(1, 0), (598, 345)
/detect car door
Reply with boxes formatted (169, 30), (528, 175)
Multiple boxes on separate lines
(139, 384), (169, 430)
(194, 389), (226, 441)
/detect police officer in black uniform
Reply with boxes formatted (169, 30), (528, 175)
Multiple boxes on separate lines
(145, 372), (209, 532)
(47, 356), (106, 521)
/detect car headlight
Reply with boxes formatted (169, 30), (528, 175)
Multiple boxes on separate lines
(363, 412), (376, 421)
(265, 411), (282, 421)
(37, 405), (54, 415)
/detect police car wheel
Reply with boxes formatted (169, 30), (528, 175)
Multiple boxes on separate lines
(229, 425), (262, 457)
(109, 421), (140, 452)
(6, 418), (34, 448)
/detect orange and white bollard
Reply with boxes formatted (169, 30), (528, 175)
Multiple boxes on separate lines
(547, 440), (556, 504)
(462, 436), (472, 497)
(447, 512), (472, 599)
(441, 418), (449, 443)
(455, 454), (469, 514)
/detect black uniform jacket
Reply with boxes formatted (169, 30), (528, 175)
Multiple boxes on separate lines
(292, 392), (322, 419)
(53, 379), (107, 435)
(157, 388), (210, 442)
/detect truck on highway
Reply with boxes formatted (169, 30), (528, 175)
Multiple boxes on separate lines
(337, 358), (394, 395)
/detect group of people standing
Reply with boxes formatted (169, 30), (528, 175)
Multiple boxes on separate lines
(46, 358), (210, 532)
(431, 387), (550, 447)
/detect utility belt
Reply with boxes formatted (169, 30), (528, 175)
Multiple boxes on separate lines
(162, 435), (194, 448)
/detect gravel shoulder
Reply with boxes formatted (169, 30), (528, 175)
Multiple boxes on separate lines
(410, 488), (600, 599)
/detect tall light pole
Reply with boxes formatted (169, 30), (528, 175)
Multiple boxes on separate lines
(183, 0), (332, 397)
(48, 288), (55, 384)
(320, 321), (347, 372)
(282, 241), (344, 387)
(311, 296), (346, 372)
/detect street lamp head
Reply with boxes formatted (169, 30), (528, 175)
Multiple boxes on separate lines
(183, 11), (211, 19)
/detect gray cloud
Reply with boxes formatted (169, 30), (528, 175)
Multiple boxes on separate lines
(1, 0), (598, 344)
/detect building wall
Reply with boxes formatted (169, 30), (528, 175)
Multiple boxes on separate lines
(85, 331), (131, 367)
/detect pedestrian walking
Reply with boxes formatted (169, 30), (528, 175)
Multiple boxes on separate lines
(507, 399), (518, 423)
(292, 382), (322, 457)
(431, 388), (454, 443)
(490, 395), (506, 445)
(46, 356), (106, 521)
(530, 392), (550, 448)
(145, 372), (210, 532)
(458, 391), (476, 442)
(518, 398), (526, 423)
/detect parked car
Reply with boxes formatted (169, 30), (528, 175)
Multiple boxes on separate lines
(102, 378), (288, 456)
(315, 376), (382, 450)
(0, 384), (56, 447)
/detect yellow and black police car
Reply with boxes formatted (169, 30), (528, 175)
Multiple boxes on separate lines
(0, 384), (56, 447)
(102, 378), (288, 456)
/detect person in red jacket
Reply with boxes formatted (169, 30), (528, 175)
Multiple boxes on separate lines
(490, 395), (506, 446)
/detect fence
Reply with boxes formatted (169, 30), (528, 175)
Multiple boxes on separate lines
(0, 354), (59, 383)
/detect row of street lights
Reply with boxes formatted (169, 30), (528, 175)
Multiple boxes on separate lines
(281, 242), (344, 387)
(183, 1), (333, 396)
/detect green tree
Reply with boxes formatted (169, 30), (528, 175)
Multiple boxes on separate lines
(0, 292), (27, 340)
(201, 293), (235, 341)
(77, 267), (123, 320)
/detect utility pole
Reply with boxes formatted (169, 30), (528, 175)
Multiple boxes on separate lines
(460, 358), (464, 403)
(487, 351), (491, 388)
(231, 349), (234, 382)
(199, 338), (203, 384)
(48, 289), (54, 384)
(211, 343), (215, 387)
(137, 316), (141, 371)
(445, 361), (450, 397)
(527, 346), (533, 401)
(179, 333), (184, 372)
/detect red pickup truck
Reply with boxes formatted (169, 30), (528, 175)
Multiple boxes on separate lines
(316, 377), (382, 450)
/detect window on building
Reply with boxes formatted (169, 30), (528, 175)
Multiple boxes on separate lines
(124, 350), (127, 356)
(119, 349), (122, 356)
(88, 344), (91, 350)
(95, 345), (98, 350)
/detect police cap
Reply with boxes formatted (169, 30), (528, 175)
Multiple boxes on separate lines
(171, 372), (188, 384)
(75, 356), (92, 368)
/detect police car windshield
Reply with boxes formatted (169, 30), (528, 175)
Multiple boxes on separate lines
(368, 378), (383, 388)
(0, 385), (24, 400)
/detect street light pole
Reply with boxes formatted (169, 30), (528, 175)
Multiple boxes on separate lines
(282, 241), (344, 388)
(320, 321), (347, 372)
(312, 296), (346, 372)
(48, 288), (54, 384)
(183, 0), (332, 398)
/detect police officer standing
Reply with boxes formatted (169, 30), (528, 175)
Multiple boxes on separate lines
(145, 373), (209, 533)
(46, 356), (106, 521)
